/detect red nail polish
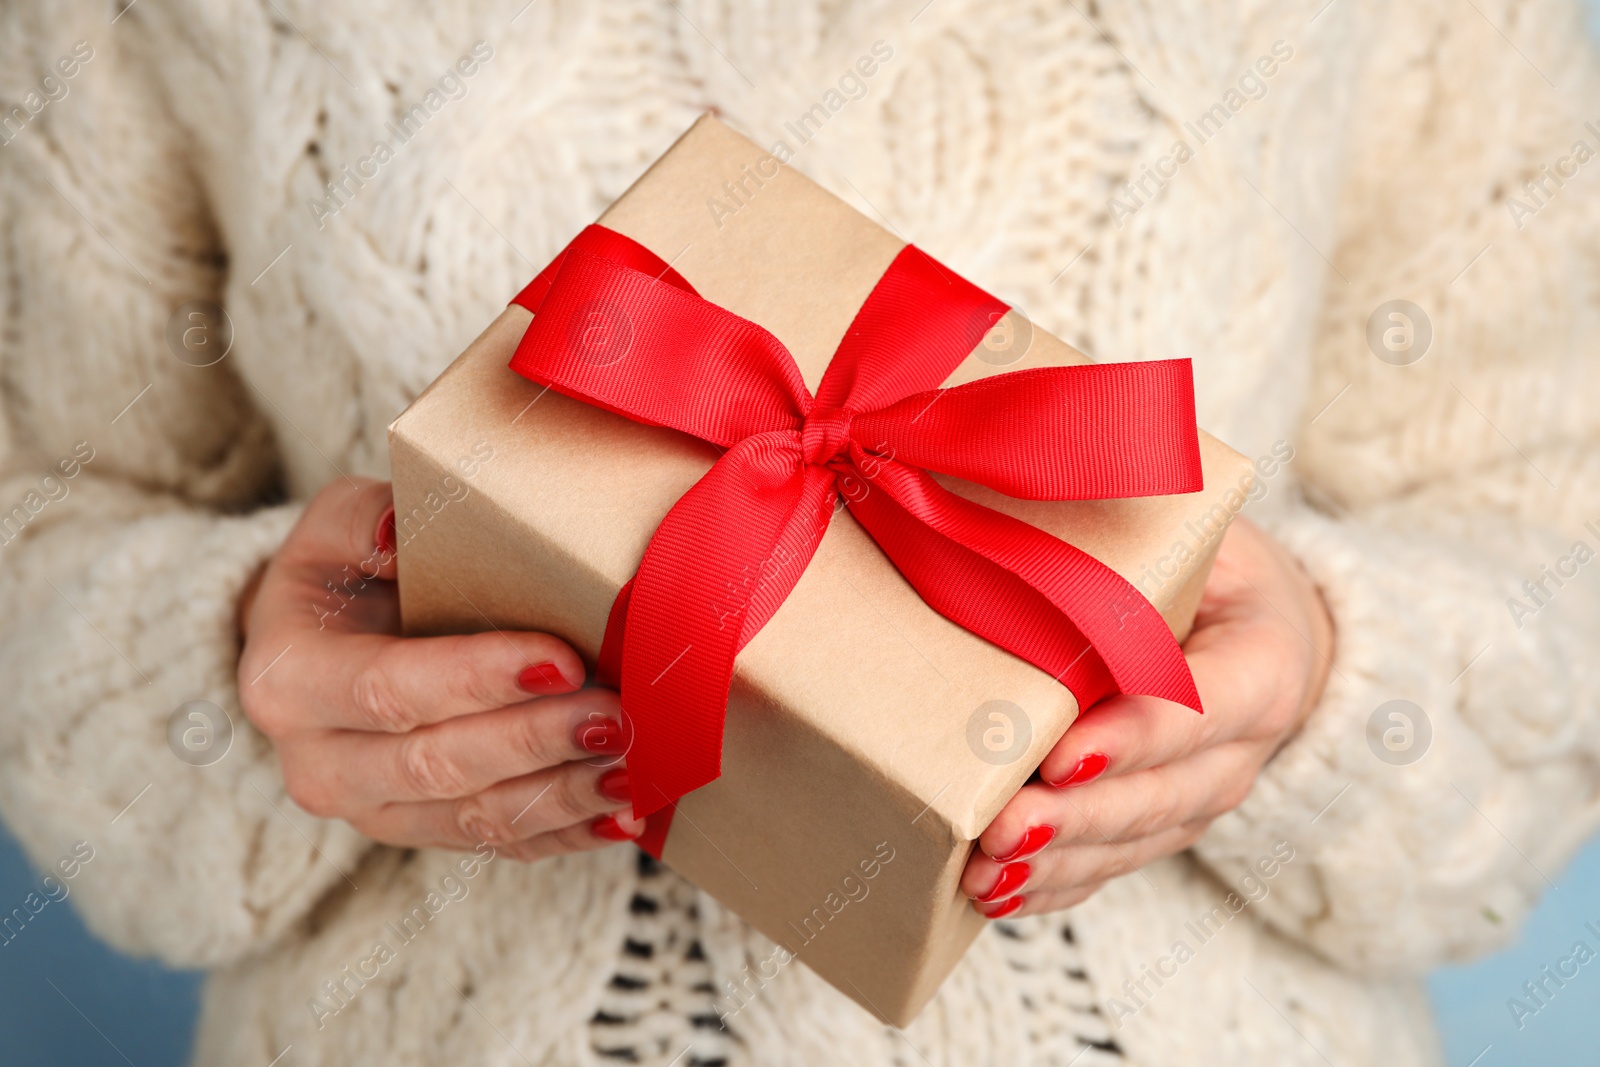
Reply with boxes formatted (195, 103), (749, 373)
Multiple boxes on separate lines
(1048, 752), (1108, 789)
(375, 506), (397, 556)
(592, 814), (639, 841)
(574, 717), (626, 755)
(977, 894), (1025, 919)
(991, 825), (1056, 863)
(518, 662), (575, 695)
(977, 862), (1030, 904)
(598, 767), (631, 804)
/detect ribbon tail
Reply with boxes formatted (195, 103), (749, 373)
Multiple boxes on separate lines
(846, 457), (1201, 714)
(618, 433), (836, 817)
(596, 578), (632, 691)
(591, 577), (673, 859)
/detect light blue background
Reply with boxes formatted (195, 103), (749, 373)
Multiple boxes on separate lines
(4, 5), (1599, 1065)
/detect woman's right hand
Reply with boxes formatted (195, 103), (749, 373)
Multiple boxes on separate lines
(237, 477), (644, 860)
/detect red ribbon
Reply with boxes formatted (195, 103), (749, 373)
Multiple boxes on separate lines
(510, 225), (1203, 847)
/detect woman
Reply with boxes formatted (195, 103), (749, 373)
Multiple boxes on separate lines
(2, 1), (1596, 1063)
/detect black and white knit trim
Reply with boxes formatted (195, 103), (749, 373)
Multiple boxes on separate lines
(587, 854), (1120, 1066)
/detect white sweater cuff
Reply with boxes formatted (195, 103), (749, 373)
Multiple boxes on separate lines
(0, 502), (372, 967)
(1193, 503), (1599, 971)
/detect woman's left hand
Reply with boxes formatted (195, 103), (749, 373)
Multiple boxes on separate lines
(961, 517), (1335, 919)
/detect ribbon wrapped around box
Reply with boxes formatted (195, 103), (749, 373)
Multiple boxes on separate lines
(390, 115), (1255, 1025)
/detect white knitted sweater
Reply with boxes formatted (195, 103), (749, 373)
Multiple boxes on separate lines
(3, 1), (1599, 1064)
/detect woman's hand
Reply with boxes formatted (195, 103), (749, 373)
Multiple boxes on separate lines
(237, 477), (644, 861)
(961, 517), (1334, 918)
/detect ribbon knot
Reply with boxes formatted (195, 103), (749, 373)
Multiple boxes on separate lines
(800, 405), (854, 467)
(509, 225), (1206, 829)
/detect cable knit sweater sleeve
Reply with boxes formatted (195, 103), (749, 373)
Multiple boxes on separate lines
(0, 6), (369, 966)
(1193, 0), (1600, 972)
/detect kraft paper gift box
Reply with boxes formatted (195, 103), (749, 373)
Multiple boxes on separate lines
(389, 115), (1255, 1025)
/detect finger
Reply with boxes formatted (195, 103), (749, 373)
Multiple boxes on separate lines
(964, 821), (1206, 904)
(352, 793), (642, 855)
(1036, 692), (1220, 788)
(498, 812), (647, 863)
(281, 477), (400, 581)
(367, 758), (634, 850)
(979, 744), (1257, 857)
(1037, 526), (1317, 788)
(298, 689), (628, 806)
(976, 881), (1105, 920)
(257, 629), (588, 734)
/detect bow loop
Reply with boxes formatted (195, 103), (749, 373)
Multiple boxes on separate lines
(852, 361), (1204, 501)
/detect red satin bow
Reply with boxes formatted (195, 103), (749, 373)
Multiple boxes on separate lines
(510, 224), (1203, 830)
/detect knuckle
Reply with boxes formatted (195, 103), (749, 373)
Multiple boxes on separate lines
(1175, 821), (1209, 850)
(237, 681), (278, 735)
(440, 648), (504, 712)
(545, 770), (600, 825)
(1068, 880), (1106, 907)
(1251, 657), (1309, 740)
(1060, 802), (1098, 842)
(398, 733), (469, 799)
(352, 656), (415, 732)
(1132, 780), (1183, 839)
(1212, 776), (1255, 817)
(1265, 691), (1305, 741)
(281, 763), (338, 819)
(501, 837), (548, 864)
(1242, 688), (1291, 741)
(311, 476), (374, 520)
(454, 796), (512, 846)
(1079, 847), (1126, 884)
(556, 820), (608, 855)
(343, 814), (380, 841)
(239, 666), (297, 739)
(505, 712), (562, 771)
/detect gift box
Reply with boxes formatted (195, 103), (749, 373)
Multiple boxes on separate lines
(389, 115), (1254, 1025)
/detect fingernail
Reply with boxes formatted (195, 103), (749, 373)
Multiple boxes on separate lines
(976, 894), (1025, 919)
(976, 862), (1030, 904)
(518, 662), (577, 695)
(374, 506), (396, 556)
(597, 767), (631, 804)
(574, 717), (626, 755)
(592, 813), (640, 842)
(991, 825), (1056, 863)
(1048, 752), (1109, 789)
